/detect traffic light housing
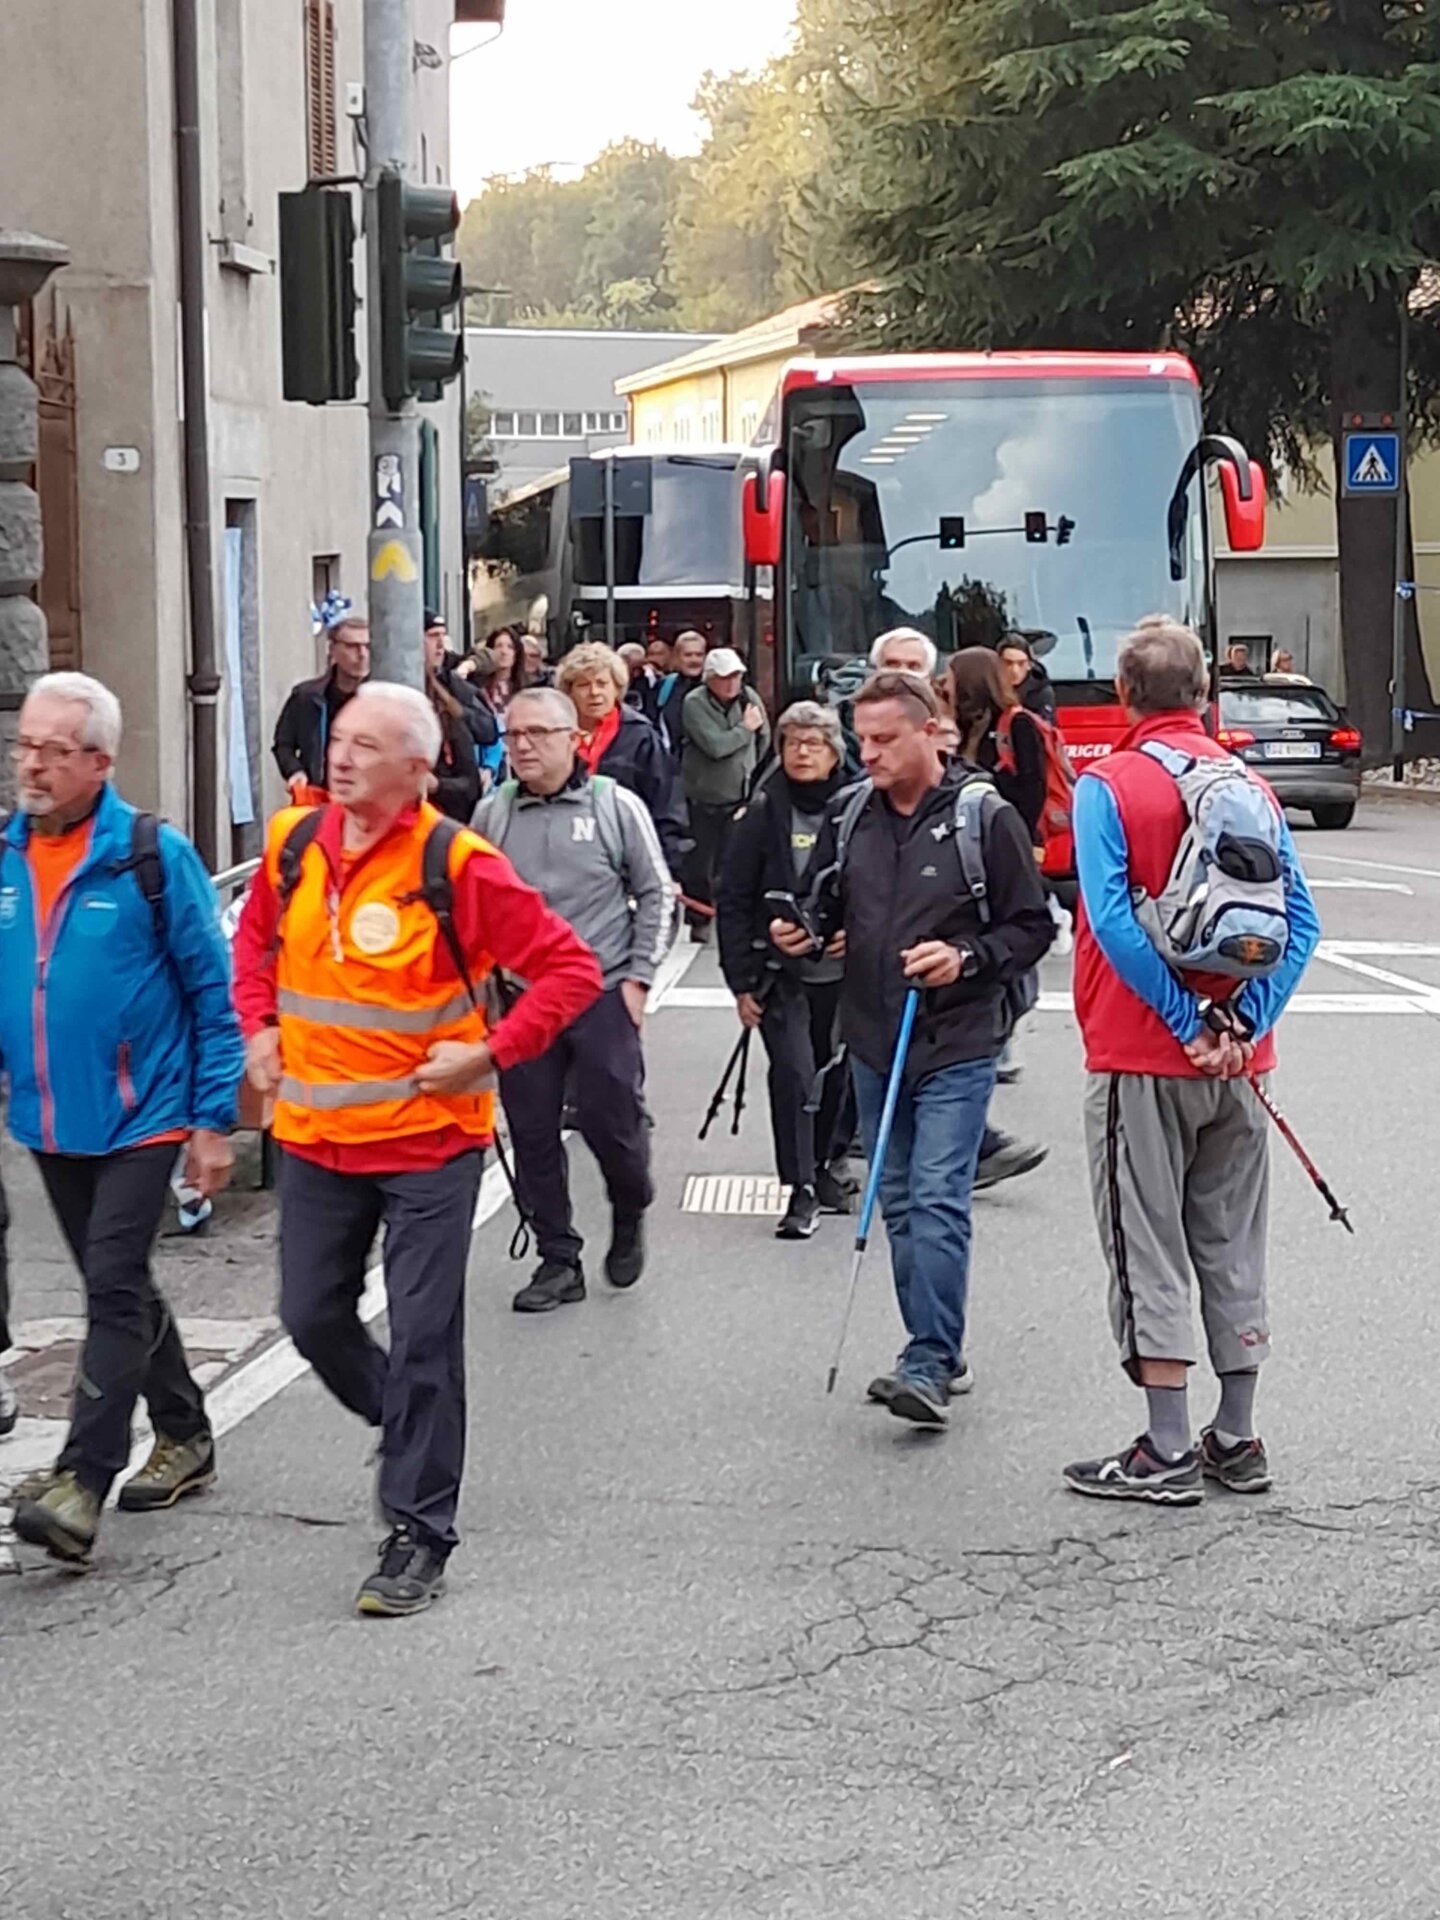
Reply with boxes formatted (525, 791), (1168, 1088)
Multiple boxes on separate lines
(278, 186), (358, 404)
(376, 170), (463, 409)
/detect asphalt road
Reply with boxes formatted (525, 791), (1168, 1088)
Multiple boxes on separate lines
(4, 792), (1440, 1919)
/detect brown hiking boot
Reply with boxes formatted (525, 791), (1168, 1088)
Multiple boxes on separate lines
(12, 1470), (100, 1563)
(118, 1432), (216, 1512)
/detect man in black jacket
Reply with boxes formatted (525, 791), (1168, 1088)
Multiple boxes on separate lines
(272, 612), (371, 794)
(425, 612), (499, 765)
(717, 700), (856, 1240)
(772, 670), (1053, 1429)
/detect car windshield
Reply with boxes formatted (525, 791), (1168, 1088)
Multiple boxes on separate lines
(1221, 687), (1340, 725)
(783, 376), (1210, 687)
(572, 456), (742, 590)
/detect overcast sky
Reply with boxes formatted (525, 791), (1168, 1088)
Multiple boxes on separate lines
(449, 1), (798, 203)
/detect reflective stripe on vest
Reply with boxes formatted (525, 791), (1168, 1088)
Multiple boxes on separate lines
(280, 1073), (419, 1110)
(276, 985), (475, 1034)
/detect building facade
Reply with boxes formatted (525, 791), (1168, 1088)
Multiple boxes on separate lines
(0, 0), (463, 857)
(467, 325), (720, 501)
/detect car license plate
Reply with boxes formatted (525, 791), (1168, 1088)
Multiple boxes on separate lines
(1265, 741), (1321, 760)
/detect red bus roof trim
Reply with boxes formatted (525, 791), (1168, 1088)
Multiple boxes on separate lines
(779, 352), (1200, 390)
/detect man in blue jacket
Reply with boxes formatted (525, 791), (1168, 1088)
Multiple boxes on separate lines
(3, 673), (243, 1565)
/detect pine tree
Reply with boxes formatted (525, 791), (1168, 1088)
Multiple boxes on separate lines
(798, 0), (1440, 757)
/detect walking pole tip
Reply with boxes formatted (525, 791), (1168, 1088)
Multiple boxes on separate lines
(825, 1364), (839, 1396)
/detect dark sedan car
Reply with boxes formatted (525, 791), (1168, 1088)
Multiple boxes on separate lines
(1217, 679), (1362, 828)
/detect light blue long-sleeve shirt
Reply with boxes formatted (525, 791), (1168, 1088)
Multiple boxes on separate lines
(1073, 774), (1321, 1045)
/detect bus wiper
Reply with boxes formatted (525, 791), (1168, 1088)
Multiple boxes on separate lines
(1078, 616), (1095, 679)
(667, 456), (739, 471)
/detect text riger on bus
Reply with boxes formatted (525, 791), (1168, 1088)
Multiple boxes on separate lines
(740, 350), (1266, 874)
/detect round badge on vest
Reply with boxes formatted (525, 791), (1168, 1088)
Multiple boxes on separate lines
(350, 900), (401, 955)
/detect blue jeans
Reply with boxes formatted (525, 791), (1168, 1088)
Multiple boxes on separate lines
(852, 1055), (998, 1387)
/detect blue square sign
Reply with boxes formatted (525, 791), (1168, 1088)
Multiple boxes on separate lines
(1343, 431), (1400, 495)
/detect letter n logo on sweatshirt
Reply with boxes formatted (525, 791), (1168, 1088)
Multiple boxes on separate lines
(573, 818), (596, 843)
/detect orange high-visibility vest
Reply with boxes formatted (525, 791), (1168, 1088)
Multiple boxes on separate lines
(266, 803), (497, 1148)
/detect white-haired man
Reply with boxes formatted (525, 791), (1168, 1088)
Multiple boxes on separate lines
(233, 682), (602, 1616)
(5, 673), (243, 1566)
(870, 628), (938, 679)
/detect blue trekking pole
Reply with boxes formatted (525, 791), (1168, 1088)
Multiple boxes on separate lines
(825, 987), (921, 1395)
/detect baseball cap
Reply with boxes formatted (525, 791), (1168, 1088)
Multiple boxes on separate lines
(703, 647), (745, 680)
(424, 608), (445, 629)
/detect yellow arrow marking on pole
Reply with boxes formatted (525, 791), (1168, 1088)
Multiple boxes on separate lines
(371, 539), (418, 583)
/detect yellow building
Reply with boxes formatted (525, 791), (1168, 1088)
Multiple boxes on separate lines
(618, 295), (1440, 702)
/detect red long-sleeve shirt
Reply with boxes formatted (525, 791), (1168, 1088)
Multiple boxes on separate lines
(232, 805), (603, 1172)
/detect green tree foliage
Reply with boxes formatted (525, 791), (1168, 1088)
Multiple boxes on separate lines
(795, 0), (1440, 756)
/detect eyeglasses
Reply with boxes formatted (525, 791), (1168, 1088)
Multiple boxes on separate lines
(11, 739), (94, 767)
(506, 725), (573, 746)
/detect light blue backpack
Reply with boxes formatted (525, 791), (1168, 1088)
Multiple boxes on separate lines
(1131, 741), (1290, 980)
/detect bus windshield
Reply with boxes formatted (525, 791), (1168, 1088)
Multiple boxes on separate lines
(572, 455), (742, 591)
(783, 377), (1210, 691)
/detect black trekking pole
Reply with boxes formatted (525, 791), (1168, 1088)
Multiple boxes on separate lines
(826, 987), (921, 1394)
(699, 1028), (752, 1141)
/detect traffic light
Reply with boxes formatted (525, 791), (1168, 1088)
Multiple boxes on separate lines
(1024, 511), (1048, 544)
(278, 187), (358, 404)
(376, 169), (463, 409)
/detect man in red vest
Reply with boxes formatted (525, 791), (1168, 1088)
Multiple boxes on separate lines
(1063, 617), (1319, 1505)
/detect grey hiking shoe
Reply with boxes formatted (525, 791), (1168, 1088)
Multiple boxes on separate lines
(356, 1527), (447, 1618)
(1064, 1435), (1203, 1506)
(12, 1470), (101, 1563)
(118, 1432), (216, 1512)
(1200, 1427), (1272, 1493)
(867, 1360), (974, 1406)
(887, 1372), (950, 1429)
(974, 1134), (1047, 1191)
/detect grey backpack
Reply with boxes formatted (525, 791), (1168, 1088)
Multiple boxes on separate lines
(1131, 741), (1289, 980)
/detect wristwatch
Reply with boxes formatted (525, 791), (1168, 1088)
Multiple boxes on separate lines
(1197, 998), (1254, 1041)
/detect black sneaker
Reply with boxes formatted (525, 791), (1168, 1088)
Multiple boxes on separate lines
(814, 1165), (858, 1214)
(355, 1527), (447, 1618)
(511, 1259), (586, 1314)
(1063, 1435), (1203, 1505)
(1200, 1427), (1272, 1493)
(974, 1134), (1047, 1191)
(775, 1186), (821, 1240)
(604, 1214), (646, 1290)
(866, 1359), (974, 1405)
(887, 1372), (950, 1429)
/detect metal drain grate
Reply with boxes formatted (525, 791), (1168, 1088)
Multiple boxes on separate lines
(681, 1174), (789, 1216)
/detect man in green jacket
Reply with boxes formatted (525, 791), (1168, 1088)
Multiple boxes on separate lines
(681, 647), (771, 939)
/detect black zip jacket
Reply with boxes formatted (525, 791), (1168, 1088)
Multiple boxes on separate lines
(596, 704), (686, 877)
(716, 771), (846, 995)
(806, 761), (1054, 1080)
(271, 671), (352, 787)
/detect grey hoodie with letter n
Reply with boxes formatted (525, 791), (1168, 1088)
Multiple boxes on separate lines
(472, 770), (672, 989)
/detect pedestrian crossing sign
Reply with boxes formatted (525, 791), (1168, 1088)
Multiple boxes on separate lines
(1343, 431), (1400, 495)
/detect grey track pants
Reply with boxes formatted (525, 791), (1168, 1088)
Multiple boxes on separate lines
(1084, 1072), (1271, 1381)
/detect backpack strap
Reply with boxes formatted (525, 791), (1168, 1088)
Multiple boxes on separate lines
(588, 774), (626, 876)
(1138, 739), (1197, 780)
(110, 811), (168, 945)
(951, 777), (1000, 928)
(413, 816), (477, 1011)
(270, 808), (326, 958)
(481, 778), (519, 850)
(832, 779), (873, 874)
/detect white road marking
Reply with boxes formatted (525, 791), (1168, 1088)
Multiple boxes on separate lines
(1310, 951), (1440, 1002)
(0, 936), (706, 1557)
(668, 983), (1440, 1016)
(1306, 852), (1440, 881)
(1309, 877), (1414, 894)
(1318, 942), (1440, 956)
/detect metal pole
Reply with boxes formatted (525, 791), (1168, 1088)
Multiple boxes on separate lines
(172, 0), (221, 866)
(1391, 292), (1410, 782)
(603, 453), (616, 648)
(365, 0), (424, 687)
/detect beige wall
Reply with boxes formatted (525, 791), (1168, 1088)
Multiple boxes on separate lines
(0, 0), (459, 840)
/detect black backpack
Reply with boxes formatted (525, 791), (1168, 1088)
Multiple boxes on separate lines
(1, 808), (167, 944)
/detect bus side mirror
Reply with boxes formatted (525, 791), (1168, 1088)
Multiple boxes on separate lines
(743, 470), (785, 570)
(1218, 454), (1266, 552)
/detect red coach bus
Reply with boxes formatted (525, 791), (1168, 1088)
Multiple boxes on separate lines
(739, 351), (1265, 790)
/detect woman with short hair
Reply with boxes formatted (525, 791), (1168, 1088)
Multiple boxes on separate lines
(554, 641), (683, 874)
(717, 700), (858, 1241)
